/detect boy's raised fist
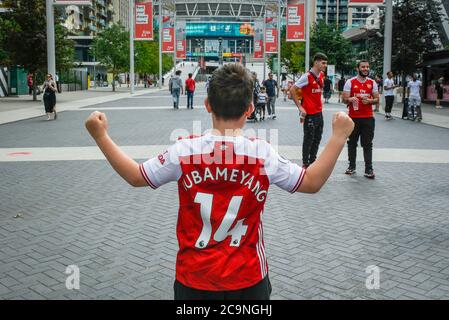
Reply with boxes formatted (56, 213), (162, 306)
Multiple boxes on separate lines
(332, 111), (354, 138)
(85, 111), (109, 140)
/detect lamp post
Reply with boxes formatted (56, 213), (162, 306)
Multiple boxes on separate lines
(45, 0), (56, 78)
(383, 0), (393, 78)
(129, 0), (135, 94)
(219, 37), (223, 65)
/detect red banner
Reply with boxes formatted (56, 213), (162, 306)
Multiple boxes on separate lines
(135, 1), (153, 41)
(176, 40), (186, 59)
(348, 0), (384, 5)
(286, 0), (305, 42)
(162, 28), (174, 52)
(265, 28), (278, 54)
(254, 40), (264, 59)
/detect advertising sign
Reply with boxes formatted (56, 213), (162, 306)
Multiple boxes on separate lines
(135, 1), (153, 41)
(176, 20), (186, 59)
(162, 15), (174, 53)
(253, 20), (264, 59)
(286, 0), (305, 42)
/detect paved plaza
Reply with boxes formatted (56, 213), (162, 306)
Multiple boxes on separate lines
(1, 85), (449, 299)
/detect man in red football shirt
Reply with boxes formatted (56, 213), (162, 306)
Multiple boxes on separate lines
(342, 60), (380, 179)
(185, 73), (196, 109)
(290, 53), (328, 169)
(85, 63), (354, 300)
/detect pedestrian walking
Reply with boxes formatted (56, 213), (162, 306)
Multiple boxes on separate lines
(85, 63), (354, 300)
(262, 73), (279, 119)
(374, 76), (382, 112)
(323, 75), (332, 103)
(290, 52), (328, 168)
(185, 73), (196, 109)
(435, 77), (444, 109)
(27, 73), (34, 95)
(55, 73), (61, 93)
(338, 77), (346, 103)
(256, 86), (268, 121)
(42, 74), (58, 121)
(384, 71), (397, 120)
(169, 70), (183, 109)
(407, 74), (422, 122)
(248, 72), (260, 121)
(281, 75), (289, 102)
(342, 60), (379, 179)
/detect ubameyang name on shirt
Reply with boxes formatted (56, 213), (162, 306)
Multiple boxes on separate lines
(182, 167), (268, 202)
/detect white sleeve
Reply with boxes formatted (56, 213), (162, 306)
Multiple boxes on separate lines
(294, 73), (309, 88)
(372, 80), (379, 94)
(264, 144), (305, 193)
(343, 79), (352, 92)
(139, 143), (182, 189)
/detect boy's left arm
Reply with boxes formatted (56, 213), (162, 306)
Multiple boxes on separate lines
(85, 111), (147, 187)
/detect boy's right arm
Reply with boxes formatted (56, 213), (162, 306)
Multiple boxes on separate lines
(297, 112), (354, 193)
(85, 111), (147, 187)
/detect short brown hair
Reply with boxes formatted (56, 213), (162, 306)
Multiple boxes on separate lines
(357, 60), (369, 68)
(208, 64), (253, 120)
(313, 52), (328, 63)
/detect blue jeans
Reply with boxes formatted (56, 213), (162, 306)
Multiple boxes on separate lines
(171, 88), (180, 108)
(186, 90), (194, 109)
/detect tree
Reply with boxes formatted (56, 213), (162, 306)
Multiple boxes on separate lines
(310, 21), (353, 76)
(91, 24), (129, 92)
(367, 0), (444, 80)
(0, 0), (75, 100)
(135, 30), (173, 84)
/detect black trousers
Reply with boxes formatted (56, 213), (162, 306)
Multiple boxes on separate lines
(348, 117), (375, 171)
(174, 276), (272, 300)
(385, 96), (394, 113)
(302, 112), (323, 166)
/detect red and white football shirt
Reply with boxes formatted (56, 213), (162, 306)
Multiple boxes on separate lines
(139, 133), (305, 291)
(294, 71), (325, 115)
(343, 76), (378, 118)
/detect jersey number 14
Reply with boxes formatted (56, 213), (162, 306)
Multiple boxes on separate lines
(194, 192), (248, 249)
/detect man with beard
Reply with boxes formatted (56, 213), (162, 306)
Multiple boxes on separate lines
(342, 60), (379, 179)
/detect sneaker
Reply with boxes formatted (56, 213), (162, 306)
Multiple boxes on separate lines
(345, 167), (356, 175)
(364, 169), (375, 179)
(272, 114), (277, 119)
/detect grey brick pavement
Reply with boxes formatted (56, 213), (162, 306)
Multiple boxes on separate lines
(1, 160), (449, 299)
(1, 89), (449, 299)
